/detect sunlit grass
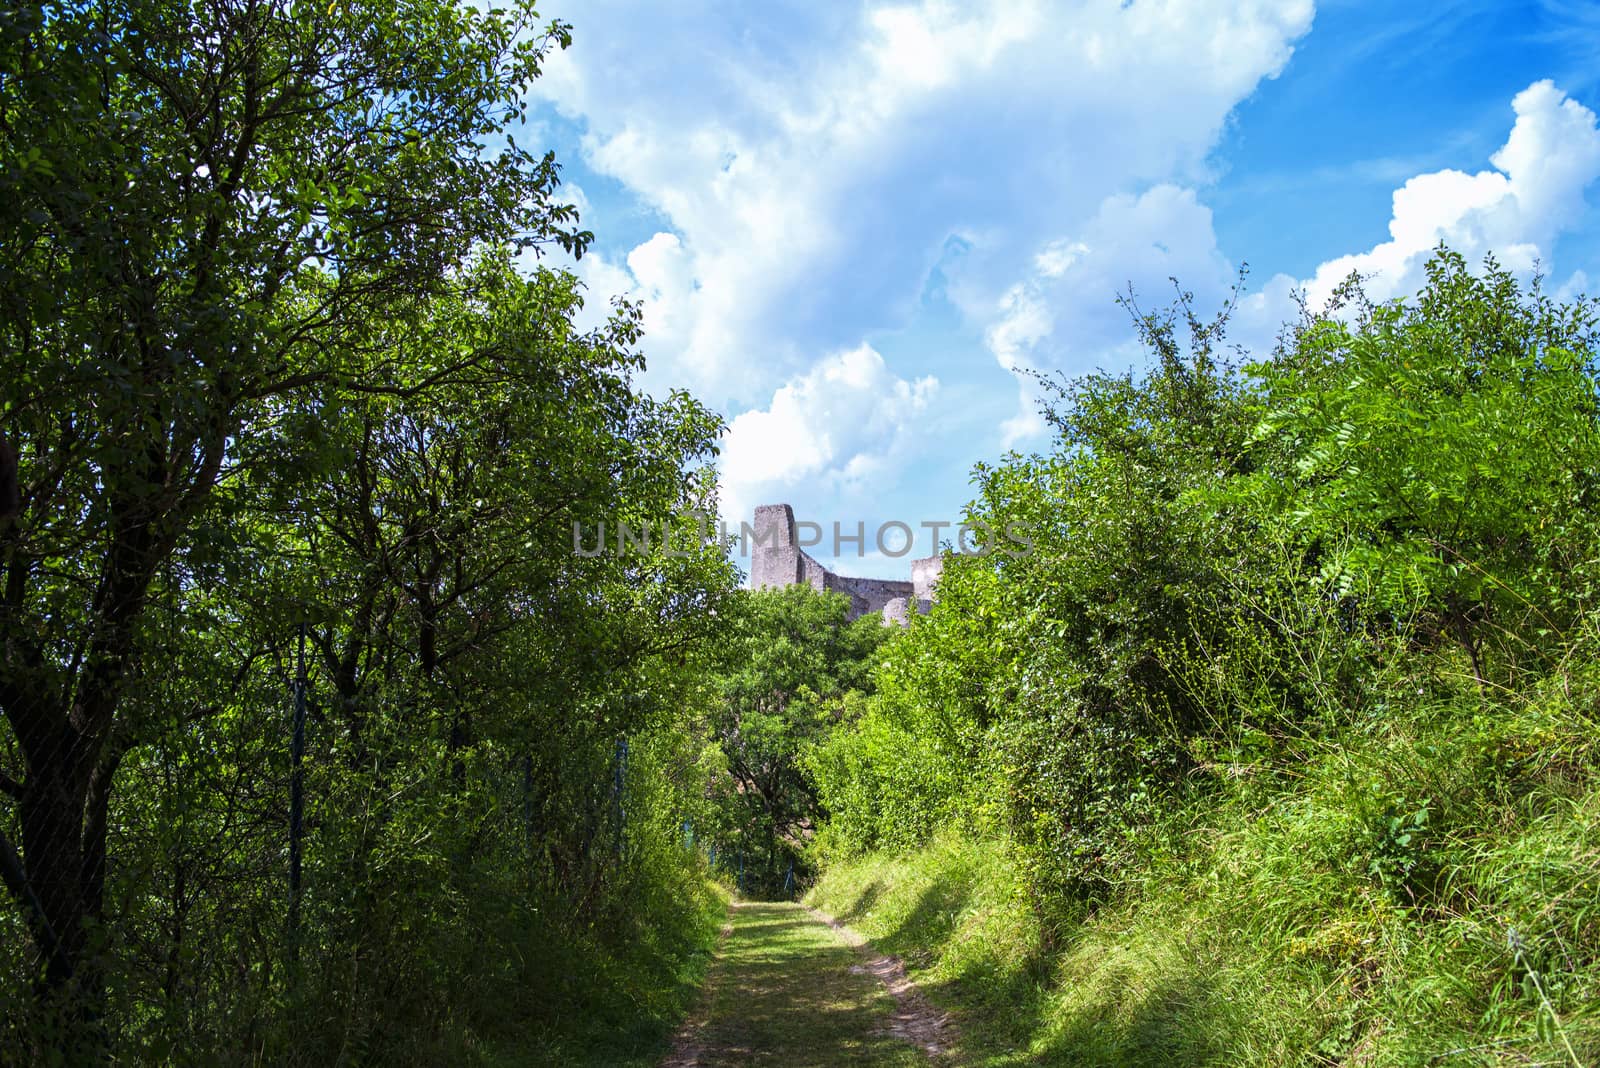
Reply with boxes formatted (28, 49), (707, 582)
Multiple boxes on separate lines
(690, 901), (928, 1067)
(809, 689), (1600, 1066)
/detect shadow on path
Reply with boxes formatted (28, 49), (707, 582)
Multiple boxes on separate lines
(660, 901), (946, 1067)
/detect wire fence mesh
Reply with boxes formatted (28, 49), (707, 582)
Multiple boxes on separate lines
(0, 633), (672, 1060)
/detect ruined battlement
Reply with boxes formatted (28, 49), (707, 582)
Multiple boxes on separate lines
(749, 504), (941, 624)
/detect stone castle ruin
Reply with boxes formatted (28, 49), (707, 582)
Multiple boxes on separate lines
(748, 504), (942, 624)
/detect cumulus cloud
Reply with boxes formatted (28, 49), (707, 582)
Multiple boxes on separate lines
(536, 0), (1315, 406)
(979, 80), (1600, 446)
(984, 273), (1061, 447)
(978, 184), (1238, 444)
(557, 180), (591, 222)
(718, 344), (937, 528)
(1301, 80), (1600, 306)
(533, 4), (1599, 538)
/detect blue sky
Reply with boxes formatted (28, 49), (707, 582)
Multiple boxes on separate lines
(521, 0), (1600, 580)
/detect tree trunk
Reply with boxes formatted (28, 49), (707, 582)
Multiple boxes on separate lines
(5, 505), (157, 1052)
(18, 720), (92, 992)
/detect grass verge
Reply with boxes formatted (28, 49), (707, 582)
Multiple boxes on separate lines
(682, 901), (928, 1067)
(476, 876), (731, 1067)
(807, 694), (1600, 1066)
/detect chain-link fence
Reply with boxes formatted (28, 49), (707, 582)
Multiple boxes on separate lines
(0, 627), (686, 1063)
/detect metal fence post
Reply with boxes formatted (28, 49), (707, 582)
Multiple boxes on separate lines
(611, 735), (628, 857)
(289, 622), (307, 961)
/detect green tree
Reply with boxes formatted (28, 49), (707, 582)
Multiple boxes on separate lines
(709, 586), (887, 895)
(809, 554), (1011, 856)
(1245, 250), (1600, 689)
(0, 0), (583, 1025)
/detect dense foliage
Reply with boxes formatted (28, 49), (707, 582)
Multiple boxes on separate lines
(810, 251), (1600, 1062)
(704, 586), (887, 897)
(5, 0), (1599, 1061)
(0, 0), (735, 1061)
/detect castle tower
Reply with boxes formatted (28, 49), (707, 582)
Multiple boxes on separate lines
(749, 503), (802, 589)
(747, 504), (942, 624)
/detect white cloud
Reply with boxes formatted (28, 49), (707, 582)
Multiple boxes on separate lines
(1035, 240), (1090, 279)
(986, 282), (1054, 373)
(559, 180), (591, 222)
(718, 344), (937, 527)
(978, 184), (1238, 444)
(985, 273), (1056, 448)
(1302, 80), (1600, 307)
(1556, 267), (1592, 304)
(977, 80), (1600, 447)
(535, 0), (1316, 407)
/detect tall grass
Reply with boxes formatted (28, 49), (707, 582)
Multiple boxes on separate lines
(808, 681), (1600, 1066)
(476, 874), (730, 1067)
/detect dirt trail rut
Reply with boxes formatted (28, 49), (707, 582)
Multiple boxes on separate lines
(660, 900), (953, 1067)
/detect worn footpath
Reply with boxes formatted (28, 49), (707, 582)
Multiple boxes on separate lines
(661, 900), (952, 1067)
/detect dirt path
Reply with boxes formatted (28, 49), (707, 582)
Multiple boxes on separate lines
(660, 900), (952, 1067)
(808, 906), (953, 1058)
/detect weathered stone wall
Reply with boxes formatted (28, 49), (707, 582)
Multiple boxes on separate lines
(749, 503), (943, 624)
(879, 596), (933, 626)
(911, 555), (943, 600)
(825, 573), (914, 621)
(749, 503), (802, 590)
(799, 551), (832, 592)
